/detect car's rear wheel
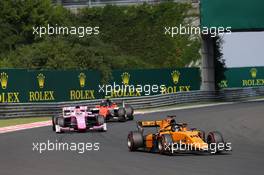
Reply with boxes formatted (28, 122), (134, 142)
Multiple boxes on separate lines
(125, 105), (134, 120)
(118, 107), (126, 122)
(207, 131), (224, 154)
(52, 116), (58, 131)
(127, 131), (144, 151)
(158, 134), (173, 155)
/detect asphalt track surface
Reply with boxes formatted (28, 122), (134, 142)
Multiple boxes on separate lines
(1, 101), (264, 175)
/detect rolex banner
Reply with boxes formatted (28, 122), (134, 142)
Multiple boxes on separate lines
(0, 68), (201, 103)
(109, 69), (201, 98)
(1, 67), (263, 103)
(0, 70), (101, 103)
(219, 67), (264, 88)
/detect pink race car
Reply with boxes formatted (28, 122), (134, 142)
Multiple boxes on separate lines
(52, 106), (107, 133)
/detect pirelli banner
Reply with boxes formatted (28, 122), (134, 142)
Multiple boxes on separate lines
(219, 67), (264, 89)
(0, 68), (201, 103)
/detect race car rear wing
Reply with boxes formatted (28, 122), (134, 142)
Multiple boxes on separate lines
(136, 120), (162, 133)
(137, 120), (162, 128)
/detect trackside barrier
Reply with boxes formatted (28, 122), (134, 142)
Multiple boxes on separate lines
(0, 87), (264, 118)
(55, 0), (198, 8)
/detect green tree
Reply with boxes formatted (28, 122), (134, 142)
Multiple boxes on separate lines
(79, 2), (201, 68)
(1, 36), (143, 83)
(213, 36), (226, 90)
(0, 1), (201, 82)
(0, 0), (71, 55)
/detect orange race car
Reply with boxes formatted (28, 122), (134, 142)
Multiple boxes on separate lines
(91, 99), (134, 122)
(127, 116), (231, 155)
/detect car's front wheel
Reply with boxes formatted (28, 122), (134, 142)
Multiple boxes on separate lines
(158, 134), (173, 155)
(52, 116), (58, 131)
(55, 117), (65, 133)
(207, 131), (224, 154)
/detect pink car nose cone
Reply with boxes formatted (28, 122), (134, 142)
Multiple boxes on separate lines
(75, 114), (87, 130)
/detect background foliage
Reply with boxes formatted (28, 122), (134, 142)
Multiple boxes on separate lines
(213, 36), (226, 90)
(0, 0), (201, 82)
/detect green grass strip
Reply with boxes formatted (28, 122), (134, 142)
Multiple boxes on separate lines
(0, 117), (50, 127)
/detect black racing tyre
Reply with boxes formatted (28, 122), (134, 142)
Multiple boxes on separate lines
(158, 134), (173, 155)
(57, 117), (65, 127)
(118, 107), (126, 122)
(125, 105), (134, 120)
(207, 131), (224, 153)
(52, 116), (58, 131)
(97, 115), (105, 125)
(127, 131), (144, 151)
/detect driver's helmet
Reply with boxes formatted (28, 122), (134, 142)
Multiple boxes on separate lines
(75, 106), (81, 113)
(167, 115), (179, 131)
(171, 123), (180, 132)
